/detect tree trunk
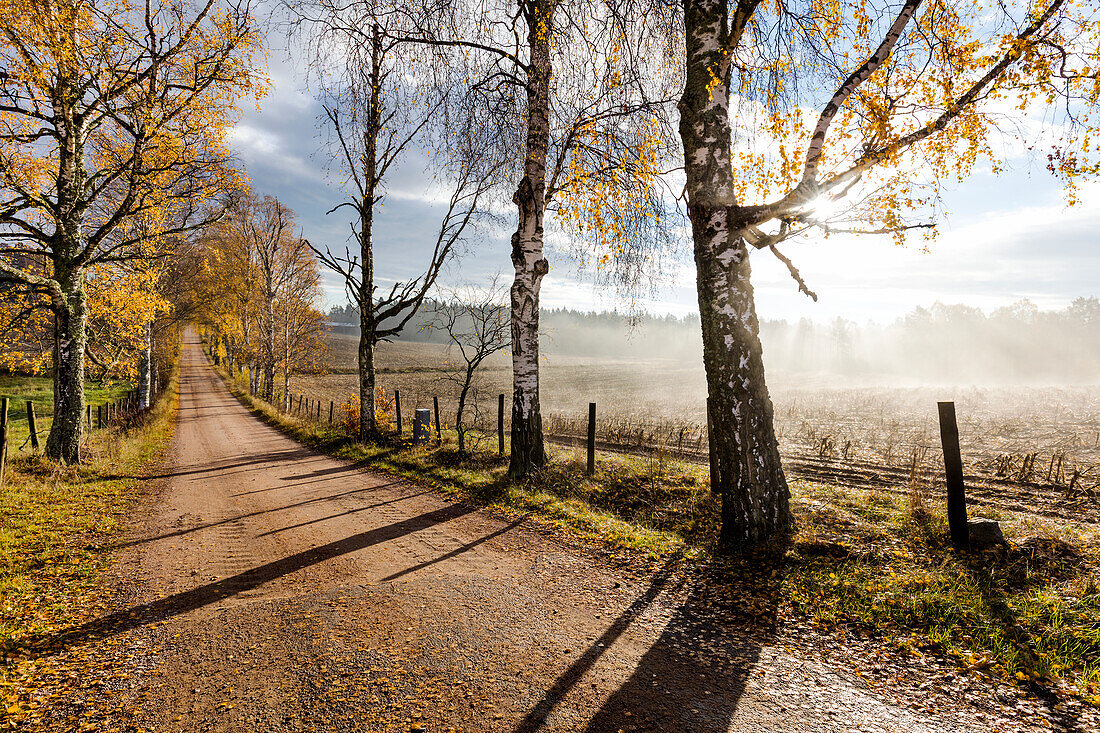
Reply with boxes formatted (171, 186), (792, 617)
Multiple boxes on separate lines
(46, 270), (87, 463)
(151, 330), (160, 396)
(263, 288), (276, 402)
(695, 239), (791, 548)
(508, 0), (553, 477)
(356, 24), (383, 443)
(358, 324), (377, 439)
(138, 322), (153, 409)
(680, 0), (792, 550)
(456, 373), (473, 455)
(283, 311), (292, 411)
(150, 330), (158, 397)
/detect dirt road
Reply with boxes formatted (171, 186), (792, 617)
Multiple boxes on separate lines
(38, 332), (1066, 732)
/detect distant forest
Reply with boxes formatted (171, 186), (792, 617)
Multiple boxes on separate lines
(327, 297), (1100, 383)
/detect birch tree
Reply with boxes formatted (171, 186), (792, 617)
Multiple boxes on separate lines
(276, 259), (327, 413)
(0, 258), (166, 386)
(287, 2), (499, 441)
(393, 0), (678, 476)
(180, 196), (327, 406)
(666, 0), (1100, 550)
(227, 193), (304, 402)
(0, 0), (264, 461)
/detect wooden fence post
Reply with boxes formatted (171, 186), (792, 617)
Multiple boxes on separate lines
(26, 401), (40, 451)
(587, 402), (596, 477)
(316, 400), (321, 422)
(498, 394), (505, 456)
(329, 401), (335, 425)
(394, 390), (402, 434)
(433, 396), (442, 445)
(97, 404), (104, 429)
(937, 401), (969, 551)
(0, 398), (9, 490)
(86, 405), (92, 431)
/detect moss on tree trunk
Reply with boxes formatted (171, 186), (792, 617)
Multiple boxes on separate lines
(46, 270), (88, 464)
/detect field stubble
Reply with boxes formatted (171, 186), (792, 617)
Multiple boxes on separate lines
(297, 335), (1100, 523)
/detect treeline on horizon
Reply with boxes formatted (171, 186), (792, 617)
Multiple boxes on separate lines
(327, 296), (1100, 383)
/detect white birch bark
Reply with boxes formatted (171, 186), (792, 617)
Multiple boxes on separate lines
(680, 0), (791, 548)
(508, 0), (553, 477)
(138, 322), (152, 409)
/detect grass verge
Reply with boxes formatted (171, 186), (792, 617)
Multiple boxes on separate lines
(0, 367), (179, 727)
(210, 349), (1099, 704)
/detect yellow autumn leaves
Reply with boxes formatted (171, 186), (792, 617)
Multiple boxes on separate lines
(721, 0), (1099, 239)
(0, 0), (266, 382)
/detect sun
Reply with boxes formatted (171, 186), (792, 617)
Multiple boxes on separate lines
(801, 194), (846, 222)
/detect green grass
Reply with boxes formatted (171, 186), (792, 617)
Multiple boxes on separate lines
(0, 375), (135, 456)
(0, 368), (178, 726)
(208, 344), (1100, 704)
(783, 491), (1100, 688)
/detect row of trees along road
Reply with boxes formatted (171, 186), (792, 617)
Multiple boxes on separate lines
(2, 0), (1098, 552)
(288, 0), (1099, 551)
(0, 0), (265, 462)
(183, 192), (329, 407)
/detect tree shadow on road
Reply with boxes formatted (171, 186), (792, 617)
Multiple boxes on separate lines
(258, 487), (432, 537)
(379, 514), (529, 582)
(21, 503), (480, 658)
(109, 482), (416, 549)
(278, 462), (370, 480)
(515, 545), (787, 733)
(104, 448), (320, 482)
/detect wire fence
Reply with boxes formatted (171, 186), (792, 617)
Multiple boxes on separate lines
(260, 377), (1100, 504)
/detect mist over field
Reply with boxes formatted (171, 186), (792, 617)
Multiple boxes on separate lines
(306, 297), (1100, 496)
(327, 296), (1100, 387)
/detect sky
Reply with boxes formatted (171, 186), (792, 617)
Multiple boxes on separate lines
(227, 41), (1100, 326)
